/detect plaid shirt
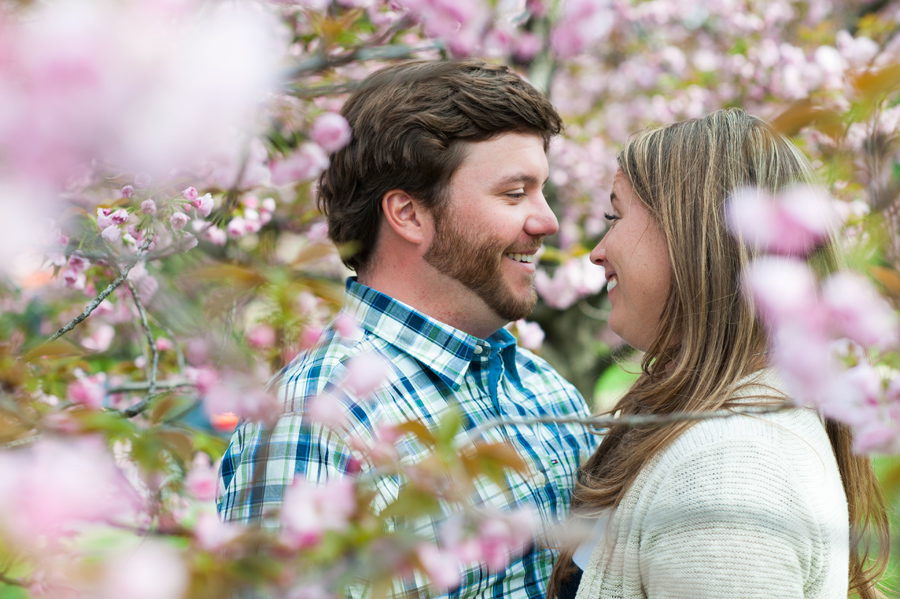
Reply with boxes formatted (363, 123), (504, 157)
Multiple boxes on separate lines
(218, 278), (595, 599)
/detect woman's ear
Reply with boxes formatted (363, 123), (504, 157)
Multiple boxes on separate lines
(381, 189), (432, 246)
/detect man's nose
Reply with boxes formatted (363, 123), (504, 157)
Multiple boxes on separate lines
(525, 192), (559, 238)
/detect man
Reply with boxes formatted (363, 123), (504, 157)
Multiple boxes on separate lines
(217, 59), (595, 598)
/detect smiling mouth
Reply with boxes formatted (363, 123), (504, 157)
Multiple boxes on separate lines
(607, 276), (618, 291)
(505, 253), (535, 263)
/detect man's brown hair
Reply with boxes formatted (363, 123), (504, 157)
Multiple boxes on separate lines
(317, 58), (563, 272)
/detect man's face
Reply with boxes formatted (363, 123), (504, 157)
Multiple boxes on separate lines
(424, 132), (558, 325)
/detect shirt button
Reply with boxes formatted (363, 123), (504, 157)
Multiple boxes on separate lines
(473, 345), (483, 355)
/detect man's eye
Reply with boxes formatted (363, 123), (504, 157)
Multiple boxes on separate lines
(604, 212), (620, 222)
(507, 191), (527, 200)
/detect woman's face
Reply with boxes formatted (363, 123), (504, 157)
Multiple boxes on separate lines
(590, 169), (672, 352)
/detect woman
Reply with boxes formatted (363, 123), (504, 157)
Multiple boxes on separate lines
(549, 108), (889, 598)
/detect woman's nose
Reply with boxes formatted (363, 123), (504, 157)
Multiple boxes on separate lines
(589, 239), (606, 266)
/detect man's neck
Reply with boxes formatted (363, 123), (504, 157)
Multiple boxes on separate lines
(357, 270), (506, 340)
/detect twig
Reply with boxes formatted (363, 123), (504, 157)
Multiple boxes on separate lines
(107, 379), (195, 394)
(461, 403), (794, 445)
(47, 237), (153, 343)
(122, 391), (170, 418)
(285, 40), (443, 81)
(0, 435), (44, 450)
(125, 279), (158, 402)
(0, 572), (29, 588)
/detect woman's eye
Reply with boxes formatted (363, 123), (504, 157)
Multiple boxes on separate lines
(604, 212), (620, 222)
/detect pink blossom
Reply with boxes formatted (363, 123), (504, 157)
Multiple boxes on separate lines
(203, 373), (280, 425)
(66, 373), (106, 409)
(109, 208), (128, 225)
(551, 0), (615, 58)
(203, 225), (227, 245)
(82, 322), (115, 351)
(193, 511), (242, 551)
(67, 252), (90, 271)
(184, 455), (218, 502)
(280, 478), (357, 549)
(128, 261), (158, 300)
(307, 221), (330, 244)
(101, 225), (121, 243)
(141, 199), (157, 215)
(306, 394), (349, 430)
(301, 324), (325, 349)
(270, 142), (330, 186)
(0, 437), (139, 547)
(247, 323), (277, 348)
(333, 314), (359, 337)
(726, 186), (838, 256)
(227, 216), (247, 238)
(310, 113), (352, 153)
(261, 197), (276, 213)
(244, 208), (263, 233)
(743, 257), (820, 322)
(182, 186), (198, 202)
(821, 271), (900, 350)
(62, 267), (86, 290)
(121, 184), (135, 198)
(416, 543), (461, 590)
(344, 352), (388, 397)
(852, 420), (900, 454)
(156, 337), (174, 351)
(101, 540), (188, 599)
(193, 193), (214, 217)
(186, 365), (219, 394)
(534, 255), (606, 310)
(170, 211), (189, 231)
(134, 173), (153, 189)
(514, 320), (545, 351)
(97, 207), (115, 230)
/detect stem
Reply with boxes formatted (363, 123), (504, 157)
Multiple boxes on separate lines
(47, 237), (153, 343)
(125, 280), (158, 401)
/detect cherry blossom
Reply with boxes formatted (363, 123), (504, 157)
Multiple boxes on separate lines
(140, 199), (157, 215)
(513, 320), (545, 351)
(270, 143), (330, 186)
(726, 186), (839, 256)
(310, 113), (352, 153)
(280, 478), (357, 549)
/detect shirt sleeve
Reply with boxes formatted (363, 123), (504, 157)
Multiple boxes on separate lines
(638, 440), (825, 599)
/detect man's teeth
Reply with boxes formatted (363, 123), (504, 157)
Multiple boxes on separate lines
(607, 277), (618, 291)
(506, 253), (535, 263)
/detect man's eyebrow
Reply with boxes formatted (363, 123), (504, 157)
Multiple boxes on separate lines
(494, 173), (547, 187)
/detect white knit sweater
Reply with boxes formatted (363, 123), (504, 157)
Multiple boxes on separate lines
(575, 370), (849, 599)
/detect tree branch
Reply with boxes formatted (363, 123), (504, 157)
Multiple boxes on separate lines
(285, 41), (443, 82)
(125, 279), (158, 401)
(107, 379), (195, 394)
(462, 403), (794, 445)
(47, 237), (153, 343)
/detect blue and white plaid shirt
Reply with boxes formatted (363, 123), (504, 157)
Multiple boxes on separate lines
(218, 278), (595, 599)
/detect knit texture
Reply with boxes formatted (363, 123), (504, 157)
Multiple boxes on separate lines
(575, 370), (849, 598)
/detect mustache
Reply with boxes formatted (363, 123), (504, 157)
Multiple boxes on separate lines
(504, 240), (544, 254)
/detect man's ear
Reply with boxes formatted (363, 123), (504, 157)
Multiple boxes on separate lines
(381, 189), (432, 245)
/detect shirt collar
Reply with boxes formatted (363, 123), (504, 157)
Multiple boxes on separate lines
(343, 278), (518, 389)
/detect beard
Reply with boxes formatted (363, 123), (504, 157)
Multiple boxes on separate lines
(423, 204), (540, 323)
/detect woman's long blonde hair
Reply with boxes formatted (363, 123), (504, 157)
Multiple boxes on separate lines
(548, 108), (889, 598)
